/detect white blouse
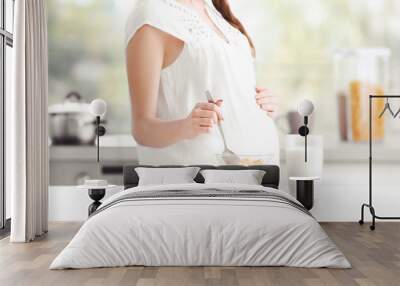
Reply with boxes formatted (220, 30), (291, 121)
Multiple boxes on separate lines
(126, 0), (280, 165)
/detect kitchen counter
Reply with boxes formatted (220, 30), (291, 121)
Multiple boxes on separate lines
(50, 146), (138, 162)
(50, 142), (400, 163)
(50, 134), (138, 162)
(316, 142), (400, 163)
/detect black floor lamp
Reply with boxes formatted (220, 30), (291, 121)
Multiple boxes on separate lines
(359, 95), (400, 231)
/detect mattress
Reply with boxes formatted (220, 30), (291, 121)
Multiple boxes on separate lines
(50, 183), (351, 269)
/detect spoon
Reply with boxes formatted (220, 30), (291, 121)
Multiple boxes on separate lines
(205, 90), (241, 165)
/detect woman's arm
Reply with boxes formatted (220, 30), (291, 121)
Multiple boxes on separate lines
(126, 25), (223, 148)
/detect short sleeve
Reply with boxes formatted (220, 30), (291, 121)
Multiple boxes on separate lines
(125, 0), (191, 47)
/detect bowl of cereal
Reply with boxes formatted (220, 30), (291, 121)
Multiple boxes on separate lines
(216, 154), (274, 166)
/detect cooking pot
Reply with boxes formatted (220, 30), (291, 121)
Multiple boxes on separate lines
(49, 92), (101, 145)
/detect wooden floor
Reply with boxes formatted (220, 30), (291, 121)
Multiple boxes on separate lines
(0, 222), (399, 286)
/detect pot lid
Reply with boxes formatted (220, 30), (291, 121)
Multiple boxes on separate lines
(48, 91), (91, 114)
(48, 102), (91, 114)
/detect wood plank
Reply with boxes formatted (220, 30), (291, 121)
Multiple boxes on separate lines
(0, 222), (399, 286)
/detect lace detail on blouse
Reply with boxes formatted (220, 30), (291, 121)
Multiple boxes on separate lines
(126, 0), (247, 46)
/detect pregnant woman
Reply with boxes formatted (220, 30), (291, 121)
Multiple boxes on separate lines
(126, 0), (279, 165)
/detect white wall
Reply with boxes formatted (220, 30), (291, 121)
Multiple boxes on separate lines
(49, 161), (400, 222)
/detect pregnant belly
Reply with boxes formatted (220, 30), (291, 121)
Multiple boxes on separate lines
(221, 100), (280, 161)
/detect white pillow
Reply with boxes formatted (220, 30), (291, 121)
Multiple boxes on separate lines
(135, 167), (201, 186)
(200, 169), (266, 185)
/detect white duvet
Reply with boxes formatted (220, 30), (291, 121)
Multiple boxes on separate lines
(50, 183), (350, 269)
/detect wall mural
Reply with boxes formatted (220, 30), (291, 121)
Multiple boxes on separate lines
(46, 0), (400, 167)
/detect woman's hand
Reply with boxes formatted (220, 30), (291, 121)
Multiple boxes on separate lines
(183, 101), (224, 139)
(255, 87), (279, 118)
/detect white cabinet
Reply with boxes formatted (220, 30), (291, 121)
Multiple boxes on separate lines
(50, 146), (138, 186)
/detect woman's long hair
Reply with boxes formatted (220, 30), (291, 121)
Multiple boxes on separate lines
(212, 0), (255, 53)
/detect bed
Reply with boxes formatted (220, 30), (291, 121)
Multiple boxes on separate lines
(50, 165), (350, 269)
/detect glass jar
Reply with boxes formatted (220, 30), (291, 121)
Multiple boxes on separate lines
(334, 49), (390, 142)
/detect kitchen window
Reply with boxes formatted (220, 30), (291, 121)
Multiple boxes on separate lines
(0, 0), (14, 233)
(48, 0), (400, 140)
(48, 0), (132, 135)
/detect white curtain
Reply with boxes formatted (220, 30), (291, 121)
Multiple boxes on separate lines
(7, 0), (49, 242)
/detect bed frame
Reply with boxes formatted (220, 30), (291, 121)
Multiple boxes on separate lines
(123, 165), (280, 190)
